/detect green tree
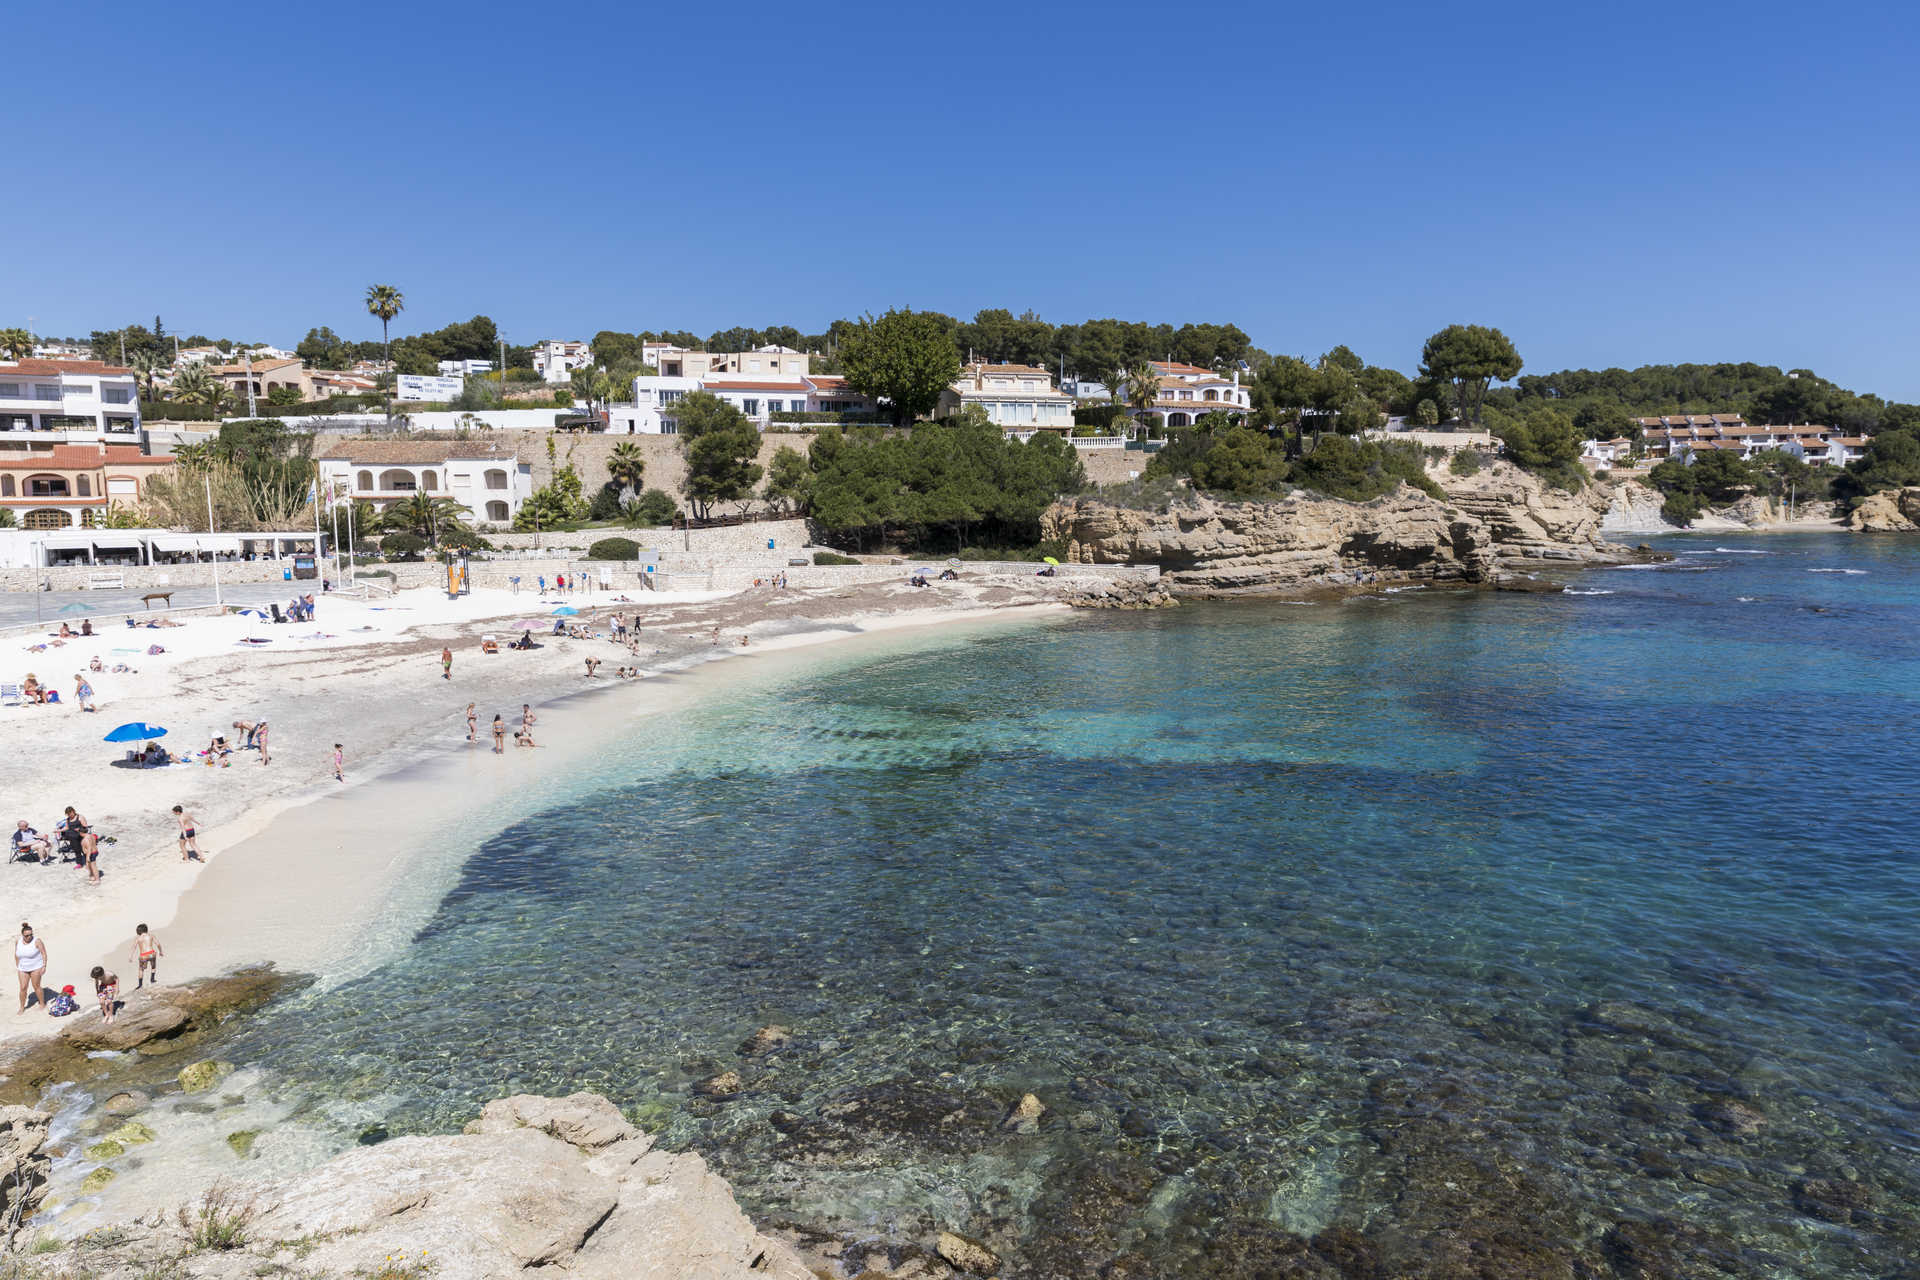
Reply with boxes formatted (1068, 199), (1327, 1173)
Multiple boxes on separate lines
(1190, 426), (1288, 496)
(1125, 360), (1162, 431)
(1337, 393), (1382, 436)
(266, 384), (304, 407)
(296, 326), (349, 369)
(1413, 399), (1440, 427)
(1572, 401), (1635, 440)
(127, 349), (164, 399)
(763, 445), (811, 514)
(515, 464), (590, 531)
(380, 493), (468, 547)
(365, 284), (404, 419)
(0, 328), (31, 360)
(1491, 404), (1583, 475)
(839, 309), (963, 425)
(674, 393), (765, 519)
(1251, 355), (1320, 428)
(0, 506), (15, 528)
(622, 488), (680, 528)
(1419, 324), (1522, 426)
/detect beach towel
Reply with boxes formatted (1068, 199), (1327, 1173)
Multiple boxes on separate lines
(147, 644), (165, 655)
(46, 993), (75, 1017)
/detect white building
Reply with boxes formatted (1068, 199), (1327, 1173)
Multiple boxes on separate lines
(612, 373), (876, 433)
(438, 359), (495, 378)
(936, 364), (1076, 433)
(1060, 375), (1112, 401)
(1127, 361), (1252, 431)
(315, 441), (534, 527)
(0, 360), (142, 441)
(31, 342), (91, 360)
(533, 340), (592, 383)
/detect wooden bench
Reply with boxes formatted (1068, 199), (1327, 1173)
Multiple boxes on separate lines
(140, 592), (172, 610)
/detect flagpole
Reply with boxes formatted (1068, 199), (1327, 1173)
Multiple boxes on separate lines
(205, 470), (223, 609)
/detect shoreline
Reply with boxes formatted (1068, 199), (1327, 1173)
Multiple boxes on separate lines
(0, 582), (1069, 1056)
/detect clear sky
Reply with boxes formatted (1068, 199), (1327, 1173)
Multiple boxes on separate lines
(10, 1), (1918, 398)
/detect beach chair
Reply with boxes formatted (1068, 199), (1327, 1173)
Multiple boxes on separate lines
(0, 684), (20, 707)
(481, 636), (500, 654)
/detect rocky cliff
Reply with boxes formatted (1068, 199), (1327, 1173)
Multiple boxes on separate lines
(1847, 486), (1920, 531)
(1043, 464), (1631, 597)
(16, 1094), (813, 1280)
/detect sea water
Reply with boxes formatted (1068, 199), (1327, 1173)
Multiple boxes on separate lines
(61, 533), (1920, 1276)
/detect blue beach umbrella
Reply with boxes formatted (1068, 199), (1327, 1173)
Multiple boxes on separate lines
(104, 722), (167, 743)
(551, 605), (579, 616)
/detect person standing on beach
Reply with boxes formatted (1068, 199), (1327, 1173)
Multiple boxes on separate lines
(72, 673), (96, 712)
(15, 924), (47, 1015)
(466, 703), (478, 742)
(491, 715), (506, 753)
(521, 704), (536, 737)
(131, 924), (162, 988)
(441, 646), (453, 681)
(332, 743), (345, 781)
(584, 656), (599, 677)
(255, 719), (270, 766)
(173, 805), (201, 862)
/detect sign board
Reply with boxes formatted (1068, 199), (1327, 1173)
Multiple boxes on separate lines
(396, 374), (463, 402)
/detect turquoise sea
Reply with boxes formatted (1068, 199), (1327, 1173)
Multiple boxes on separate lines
(179, 534), (1920, 1276)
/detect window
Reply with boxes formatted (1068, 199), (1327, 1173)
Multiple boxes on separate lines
(486, 501), (508, 521)
(0, 383), (19, 397)
(766, 400), (783, 414)
(76, 476), (90, 497)
(484, 469), (508, 490)
(659, 390), (684, 405)
(33, 386), (60, 401)
(743, 399), (759, 416)
(0, 476), (11, 496)
(107, 477), (137, 496)
(105, 417), (136, 433)
(27, 475), (69, 496)
(357, 471), (373, 489)
(452, 473), (471, 487)
(24, 509), (70, 529)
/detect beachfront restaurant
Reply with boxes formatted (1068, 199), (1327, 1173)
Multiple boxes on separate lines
(0, 529), (325, 569)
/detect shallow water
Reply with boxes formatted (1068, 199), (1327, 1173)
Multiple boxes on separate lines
(55, 533), (1920, 1276)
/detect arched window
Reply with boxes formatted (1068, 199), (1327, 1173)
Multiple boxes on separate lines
(24, 509), (70, 529)
(486, 501), (509, 522)
(420, 471), (437, 490)
(25, 474), (68, 497)
(357, 470), (373, 490)
(76, 476), (91, 497)
(484, 470), (508, 490)
(80, 508), (97, 528)
(0, 476), (12, 497)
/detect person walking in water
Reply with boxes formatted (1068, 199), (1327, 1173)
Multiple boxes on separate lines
(441, 646), (453, 680)
(491, 715), (506, 753)
(173, 805), (201, 862)
(131, 923), (163, 988)
(466, 703), (478, 742)
(15, 923), (48, 1015)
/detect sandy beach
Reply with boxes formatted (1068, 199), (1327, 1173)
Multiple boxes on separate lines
(0, 575), (1069, 1049)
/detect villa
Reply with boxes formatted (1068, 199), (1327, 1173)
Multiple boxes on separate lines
(0, 360), (143, 441)
(213, 356), (315, 403)
(534, 340), (592, 383)
(613, 373), (877, 433)
(316, 441), (534, 526)
(0, 442), (174, 529)
(1635, 415), (1868, 465)
(937, 364), (1076, 433)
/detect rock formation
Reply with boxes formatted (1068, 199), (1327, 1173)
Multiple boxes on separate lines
(23, 1094), (812, 1280)
(1043, 464), (1632, 597)
(1847, 486), (1920, 531)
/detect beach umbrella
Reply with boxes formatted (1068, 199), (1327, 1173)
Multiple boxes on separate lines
(551, 605), (579, 616)
(510, 619), (545, 631)
(1042, 556), (1060, 565)
(58, 603), (92, 613)
(103, 722), (167, 743)
(914, 568), (933, 576)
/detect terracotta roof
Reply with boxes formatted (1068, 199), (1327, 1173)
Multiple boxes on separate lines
(968, 363), (1049, 375)
(316, 441), (519, 464)
(806, 376), (849, 388)
(212, 357), (304, 375)
(0, 360), (132, 377)
(1150, 361), (1214, 377)
(0, 444), (171, 469)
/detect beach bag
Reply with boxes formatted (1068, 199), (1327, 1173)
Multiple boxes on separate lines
(46, 993), (75, 1017)
(147, 644), (165, 655)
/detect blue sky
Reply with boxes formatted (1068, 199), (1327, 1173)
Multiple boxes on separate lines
(10, 1), (1918, 398)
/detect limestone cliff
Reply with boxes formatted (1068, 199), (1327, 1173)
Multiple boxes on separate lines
(1847, 487), (1920, 531)
(1044, 464), (1630, 597)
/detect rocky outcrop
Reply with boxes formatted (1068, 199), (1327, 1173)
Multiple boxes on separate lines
(1848, 486), (1920, 531)
(25, 1093), (811, 1280)
(1044, 465), (1630, 597)
(0, 1105), (51, 1236)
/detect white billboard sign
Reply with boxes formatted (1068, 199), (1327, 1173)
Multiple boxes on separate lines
(396, 374), (463, 402)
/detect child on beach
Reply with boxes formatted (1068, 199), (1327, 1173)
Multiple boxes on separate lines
(89, 966), (118, 1025)
(441, 647), (453, 681)
(332, 744), (345, 781)
(255, 720), (270, 766)
(173, 805), (201, 862)
(466, 703), (477, 742)
(131, 924), (163, 988)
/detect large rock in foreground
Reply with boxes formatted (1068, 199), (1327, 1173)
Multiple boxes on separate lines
(35, 1094), (811, 1280)
(1848, 487), (1920, 531)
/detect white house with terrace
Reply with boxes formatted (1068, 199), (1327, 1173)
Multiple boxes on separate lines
(1126, 360), (1252, 432)
(611, 373), (878, 433)
(316, 441), (534, 527)
(0, 360), (142, 441)
(937, 364), (1076, 434)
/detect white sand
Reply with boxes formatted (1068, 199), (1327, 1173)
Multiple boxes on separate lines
(0, 577), (1067, 1046)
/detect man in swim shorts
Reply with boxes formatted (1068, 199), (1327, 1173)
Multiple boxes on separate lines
(173, 805), (201, 862)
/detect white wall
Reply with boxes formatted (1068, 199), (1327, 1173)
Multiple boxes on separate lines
(401, 410), (568, 432)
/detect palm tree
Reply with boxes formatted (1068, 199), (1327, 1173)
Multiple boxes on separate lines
(128, 349), (162, 399)
(381, 493), (467, 548)
(364, 284), (404, 359)
(366, 284), (404, 422)
(167, 364), (231, 417)
(607, 441), (645, 496)
(1126, 361), (1162, 437)
(0, 328), (32, 361)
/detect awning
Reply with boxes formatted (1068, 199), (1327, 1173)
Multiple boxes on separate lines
(85, 533), (148, 550)
(149, 534), (204, 551)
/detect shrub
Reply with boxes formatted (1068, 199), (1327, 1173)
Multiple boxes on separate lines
(506, 367), (543, 383)
(1449, 449), (1482, 476)
(588, 482), (625, 522)
(813, 551), (860, 565)
(587, 536), (641, 561)
(624, 488), (679, 528)
(179, 1184), (256, 1251)
(553, 389), (574, 407)
(439, 529), (493, 553)
(379, 532), (427, 559)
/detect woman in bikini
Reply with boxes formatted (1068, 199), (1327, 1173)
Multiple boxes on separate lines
(491, 715), (506, 753)
(15, 924), (48, 1015)
(466, 703), (478, 742)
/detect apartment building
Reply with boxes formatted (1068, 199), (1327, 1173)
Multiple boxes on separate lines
(644, 344), (810, 379)
(613, 373), (877, 433)
(0, 442), (174, 529)
(1633, 415), (1867, 465)
(0, 360), (142, 440)
(316, 441), (534, 526)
